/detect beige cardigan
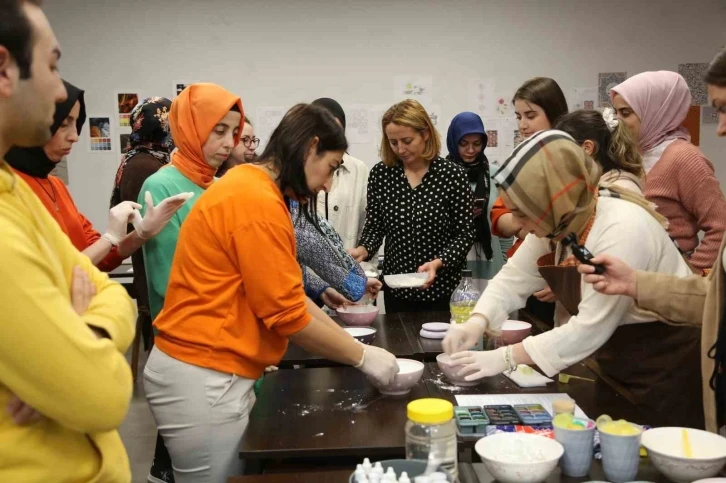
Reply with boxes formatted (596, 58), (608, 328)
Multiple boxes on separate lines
(636, 236), (725, 432)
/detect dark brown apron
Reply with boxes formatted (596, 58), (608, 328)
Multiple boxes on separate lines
(537, 252), (705, 429)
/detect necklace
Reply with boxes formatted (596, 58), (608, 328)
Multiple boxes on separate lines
(34, 178), (59, 211)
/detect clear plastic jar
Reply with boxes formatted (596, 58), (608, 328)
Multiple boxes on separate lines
(405, 398), (457, 480)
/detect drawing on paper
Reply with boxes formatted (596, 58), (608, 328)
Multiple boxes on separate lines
(89, 117), (112, 152)
(403, 82), (426, 96)
(496, 97), (511, 116)
(117, 93), (139, 127)
(678, 63), (709, 106)
(486, 130), (498, 148)
(598, 72), (627, 107)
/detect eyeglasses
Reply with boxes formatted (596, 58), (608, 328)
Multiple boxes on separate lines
(242, 136), (260, 148)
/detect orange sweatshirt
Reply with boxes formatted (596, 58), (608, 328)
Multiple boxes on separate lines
(490, 196), (522, 257)
(12, 170), (124, 272)
(154, 165), (311, 378)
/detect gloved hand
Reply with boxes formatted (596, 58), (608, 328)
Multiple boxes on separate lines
(105, 200), (141, 244)
(355, 344), (399, 386)
(448, 347), (508, 381)
(442, 317), (487, 354)
(133, 191), (194, 239)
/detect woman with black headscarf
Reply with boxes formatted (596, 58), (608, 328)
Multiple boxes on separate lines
(445, 112), (505, 289)
(5, 80), (190, 272)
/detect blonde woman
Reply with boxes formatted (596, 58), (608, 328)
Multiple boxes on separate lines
(349, 99), (474, 313)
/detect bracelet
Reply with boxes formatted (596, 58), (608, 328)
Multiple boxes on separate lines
(504, 346), (518, 373)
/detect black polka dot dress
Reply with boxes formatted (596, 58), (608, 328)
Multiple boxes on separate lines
(358, 157), (475, 302)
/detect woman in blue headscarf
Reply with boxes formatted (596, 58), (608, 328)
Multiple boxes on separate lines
(446, 112), (505, 287)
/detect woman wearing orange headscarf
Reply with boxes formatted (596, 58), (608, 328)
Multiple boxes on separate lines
(138, 83), (243, 483)
(139, 84), (242, 322)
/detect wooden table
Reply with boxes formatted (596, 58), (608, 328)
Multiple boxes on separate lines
(240, 366), (432, 473)
(279, 314), (419, 368)
(240, 310), (649, 475)
(229, 461), (668, 482)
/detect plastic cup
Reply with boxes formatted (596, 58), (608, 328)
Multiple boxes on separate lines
(554, 418), (595, 477)
(598, 422), (643, 483)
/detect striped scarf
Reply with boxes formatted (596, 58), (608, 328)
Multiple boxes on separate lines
(492, 130), (601, 239)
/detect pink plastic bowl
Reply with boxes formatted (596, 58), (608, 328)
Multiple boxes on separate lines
(336, 305), (379, 327)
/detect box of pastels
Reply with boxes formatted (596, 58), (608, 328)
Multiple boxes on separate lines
(454, 406), (489, 436)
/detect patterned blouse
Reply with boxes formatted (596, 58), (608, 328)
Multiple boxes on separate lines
(359, 157), (474, 302)
(289, 200), (367, 302)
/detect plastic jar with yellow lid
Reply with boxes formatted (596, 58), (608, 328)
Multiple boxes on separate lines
(405, 398), (457, 480)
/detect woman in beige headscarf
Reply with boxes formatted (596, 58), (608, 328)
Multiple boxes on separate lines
(443, 130), (702, 427)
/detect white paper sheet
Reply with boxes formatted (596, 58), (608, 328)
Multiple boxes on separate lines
(455, 393), (589, 420)
(505, 366), (554, 387)
(345, 104), (372, 144)
(572, 87), (598, 111)
(469, 78), (496, 118)
(394, 75), (433, 106)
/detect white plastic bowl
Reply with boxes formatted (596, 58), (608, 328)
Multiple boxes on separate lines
(641, 427), (726, 483)
(385, 273), (428, 289)
(475, 433), (563, 483)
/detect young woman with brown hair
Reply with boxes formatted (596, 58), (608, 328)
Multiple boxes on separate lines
(579, 46), (726, 434)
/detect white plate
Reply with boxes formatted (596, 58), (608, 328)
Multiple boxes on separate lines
(420, 328), (446, 339)
(422, 322), (450, 332)
(385, 273), (428, 289)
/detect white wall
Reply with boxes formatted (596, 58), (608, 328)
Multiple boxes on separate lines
(44, 0), (726, 231)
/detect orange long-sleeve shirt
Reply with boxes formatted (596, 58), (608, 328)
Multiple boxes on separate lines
(490, 196), (522, 257)
(12, 170), (124, 272)
(153, 165), (311, 378)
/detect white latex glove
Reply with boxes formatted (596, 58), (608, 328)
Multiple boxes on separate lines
(355, 344), (399, 386)
(133, 191), (194, 239)
(448, 347), (508, 381)
(105, 200), (141, 244)
(442, 317), (487, 354)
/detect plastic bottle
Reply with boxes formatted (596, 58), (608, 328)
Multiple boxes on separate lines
(449, 269), (483, 350)
(405, 398), (457, 481)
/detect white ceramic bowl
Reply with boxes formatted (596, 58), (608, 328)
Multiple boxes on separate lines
(369, 358), (424, 395)
(641, 427), (726, 483)
(436, 353), (479, 387)
(475, 433), (563, 483)
(500, 320), (532, 346)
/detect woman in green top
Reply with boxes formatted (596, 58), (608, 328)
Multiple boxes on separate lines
(139, 82), (243, 483)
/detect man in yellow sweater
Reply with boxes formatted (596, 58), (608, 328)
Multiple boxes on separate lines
(0, 1), (137, 481)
